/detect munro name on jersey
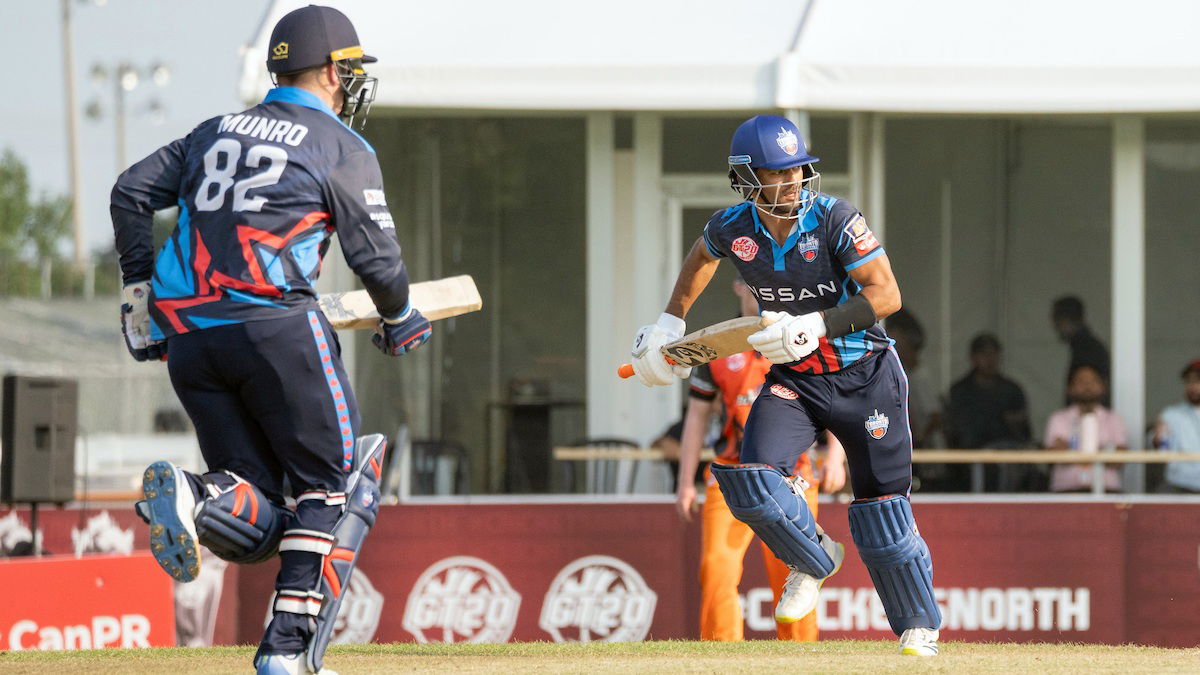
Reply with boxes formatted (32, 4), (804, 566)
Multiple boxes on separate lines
(218, 114), (310, 147)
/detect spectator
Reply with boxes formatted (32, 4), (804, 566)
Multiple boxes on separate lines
(1151, 359), (1200, 493)
(1044, 364), (1127, 493)
(1051, 296), (1110, 388)
(943, 334), (1031, 492)
(946, 334), (1031, 449)
(887, 309), (941, 449)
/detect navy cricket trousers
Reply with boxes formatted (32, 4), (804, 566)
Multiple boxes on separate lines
(740, 348), (913, 498)
(166, 310), (360, 502)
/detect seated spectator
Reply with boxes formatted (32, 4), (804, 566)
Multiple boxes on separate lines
(1044, 364), (1127, 492)
(941, 334), (1031, 491)
(1151, 359), (1200, 493)
(888, 308), (941, 449)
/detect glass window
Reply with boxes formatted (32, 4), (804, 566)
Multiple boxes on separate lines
(1145, 121), (1200, 433)
(362, 116), (587, 494)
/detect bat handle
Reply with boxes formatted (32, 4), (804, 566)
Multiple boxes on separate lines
(617, 355), (678, 380)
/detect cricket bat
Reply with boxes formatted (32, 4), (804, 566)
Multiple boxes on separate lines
(318, 274), (482, 329)
(617, 314), (774, 379)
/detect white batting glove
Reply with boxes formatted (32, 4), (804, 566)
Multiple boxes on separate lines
(121, 281), (166, 361)
(747, 310), (826, 364)
(630, 313), (692, 387)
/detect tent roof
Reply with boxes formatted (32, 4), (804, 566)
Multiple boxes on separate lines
(241, 0), (1200, 115)
(240, 0), (806, 111)
(776, 0), (1200, 114)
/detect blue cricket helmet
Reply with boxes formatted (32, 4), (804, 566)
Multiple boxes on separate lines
(728, 115), (819, 170)
(728, 115), (821, 220)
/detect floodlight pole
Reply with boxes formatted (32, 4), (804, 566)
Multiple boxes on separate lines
(62, 0), (87, 269)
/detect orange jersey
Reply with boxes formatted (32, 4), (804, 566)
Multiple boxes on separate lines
(690, 350), (819, 641)
(689, 350), (811, 475)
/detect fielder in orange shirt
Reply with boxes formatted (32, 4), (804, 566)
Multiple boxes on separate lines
(675, 278), (846, 641)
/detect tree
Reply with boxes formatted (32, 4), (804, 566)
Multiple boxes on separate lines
(0, 149), (31, 261)
(0, 149), (74, 296)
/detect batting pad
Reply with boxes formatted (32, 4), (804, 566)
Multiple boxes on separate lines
(848, 495), (942, 635)
(710, 463), (835, 577)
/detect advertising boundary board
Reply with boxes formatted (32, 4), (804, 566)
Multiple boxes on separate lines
(230, 501), (1200, 647)
(1, 501), (1197, 649)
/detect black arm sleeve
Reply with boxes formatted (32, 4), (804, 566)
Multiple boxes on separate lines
(324, 150), (409, 319)
(110, 136), (188, 284)
(822, 293), (878, 338)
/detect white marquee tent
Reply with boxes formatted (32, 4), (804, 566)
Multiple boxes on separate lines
(240, 0), (1197, 472)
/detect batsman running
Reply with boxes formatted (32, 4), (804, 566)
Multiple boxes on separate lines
(630, 115), (942, 656)
(111, 7), (427, 673)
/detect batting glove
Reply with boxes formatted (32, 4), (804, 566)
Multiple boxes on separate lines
(373, 305), (432, 357)
(630, 313), (692, 387)
(747, 310), (825, 364)
(121, 281), (167, 362)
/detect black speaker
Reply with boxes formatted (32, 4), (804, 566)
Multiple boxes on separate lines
(1, 375), (78, 504)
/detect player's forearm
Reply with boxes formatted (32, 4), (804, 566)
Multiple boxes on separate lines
(856, 283), (901, 320)
(111, 206), (155, 284)
(676, 398), (711, 489)
(664, 239), (720, 319)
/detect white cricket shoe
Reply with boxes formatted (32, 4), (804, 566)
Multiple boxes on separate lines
(142, 460), (201, 582)
(899, 627), (940, 656)
(256, 653), (338, 675)
(775, 534), (845, 623)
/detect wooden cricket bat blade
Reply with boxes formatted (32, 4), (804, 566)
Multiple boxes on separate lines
(319, 274), (482, 330)
(617, 315), (770, 379)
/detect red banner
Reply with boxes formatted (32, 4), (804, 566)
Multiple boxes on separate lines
(0, 553), (175, 650)
(230, 501), (1200, 648)
(3, 501), (1198, 649)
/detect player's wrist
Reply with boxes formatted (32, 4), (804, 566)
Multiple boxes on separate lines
(656, 312), (685, 336)
(382, 303), (412, 324)
(802, 311), (827, 339)
(821, 293), (876, 339)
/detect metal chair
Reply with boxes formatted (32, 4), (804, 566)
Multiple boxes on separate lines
(571, 437), (639, 494)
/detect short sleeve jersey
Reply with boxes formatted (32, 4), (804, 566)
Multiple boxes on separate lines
(111, 87), (407, 339)
(701, 195), (892, 374)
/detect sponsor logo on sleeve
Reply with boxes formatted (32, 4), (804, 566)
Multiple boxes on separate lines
(363, 189), (387, 206)
(843, 215), (879, 255)
(539, 555), (657, 642)
(865, 409), (890, 439)
(731, 236), (760, 262)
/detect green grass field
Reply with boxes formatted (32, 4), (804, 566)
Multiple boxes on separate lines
(1, 640), (1197, 674)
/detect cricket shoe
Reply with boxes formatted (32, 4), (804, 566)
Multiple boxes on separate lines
(256, 653), (337, 675)
(776, 533), (845, 623)
(899, 627), (940, 656)
(141, 461), (201, 583)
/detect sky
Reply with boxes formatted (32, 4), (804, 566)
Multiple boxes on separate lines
(0, 0), (270, 255)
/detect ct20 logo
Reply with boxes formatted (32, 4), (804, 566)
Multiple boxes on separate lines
(402, 556), (521, 644)
(539, 555), (657, 642)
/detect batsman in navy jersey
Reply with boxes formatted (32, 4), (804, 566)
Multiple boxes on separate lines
(111, 7), (427, 673)
(629, 115), (942, 656)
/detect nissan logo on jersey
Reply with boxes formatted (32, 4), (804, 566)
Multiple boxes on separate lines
(538, 555), (658, 642)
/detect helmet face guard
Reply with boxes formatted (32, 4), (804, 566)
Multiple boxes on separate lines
(334, 58), (377, 130)
(728, 155), (821, 221)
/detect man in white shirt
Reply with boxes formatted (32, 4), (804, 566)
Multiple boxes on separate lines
(1152, 359), (1200, 493)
